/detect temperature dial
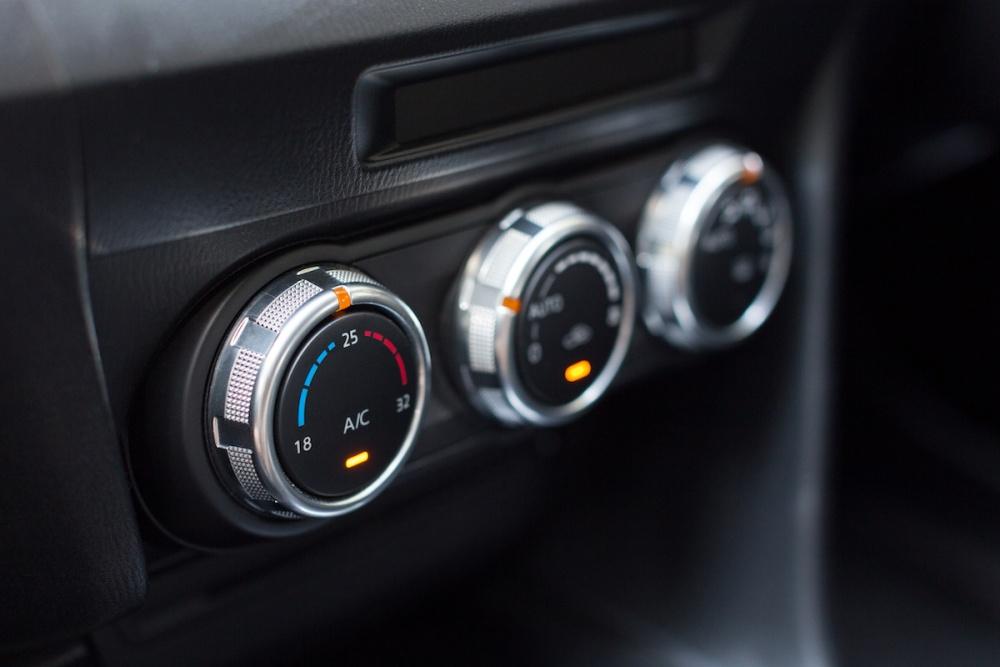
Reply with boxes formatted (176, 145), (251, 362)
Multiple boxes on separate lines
(637, 143), (793, 349)
(451, 202), (636, 426)
(206, 265), (430, 519)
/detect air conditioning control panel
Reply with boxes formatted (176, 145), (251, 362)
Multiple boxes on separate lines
(132, 141), (794, 548)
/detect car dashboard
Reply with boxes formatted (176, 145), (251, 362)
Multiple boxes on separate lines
(3, 1), (999, 665)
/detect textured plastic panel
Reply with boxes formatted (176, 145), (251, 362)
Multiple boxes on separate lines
(223, 348), (264, 424)
(225, 447), (274, 502)
(326, 268), (380, 286)
(467, 305), (498, 373)
(479, 229), (529, 289)
(255, 280), (322, 332)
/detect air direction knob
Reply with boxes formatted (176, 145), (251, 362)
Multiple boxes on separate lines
(636, 143), (793, 349)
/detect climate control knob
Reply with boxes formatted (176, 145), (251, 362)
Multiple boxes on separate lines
(206, 265), (430, 519)
(451, 203), (636, 426)
(636, 143), (793, 349)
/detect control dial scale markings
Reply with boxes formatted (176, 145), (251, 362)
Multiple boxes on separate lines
(690, 185), (778, 328)
(451, 202), (637, 427)
(275, 311), (416, 499)
(516, 241), (623, 406)
(637, 143), (793, 349)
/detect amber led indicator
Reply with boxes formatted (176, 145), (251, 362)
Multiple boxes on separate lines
(563, 360), (592, 383)
(344, 451), (370, 469)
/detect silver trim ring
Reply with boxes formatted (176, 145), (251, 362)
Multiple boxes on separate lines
(208, 265), (431, 519)
(453, 202), (637, 427)
(637, 144), (793, 349)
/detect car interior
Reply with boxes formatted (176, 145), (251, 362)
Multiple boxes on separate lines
(2, 0), (998, 665)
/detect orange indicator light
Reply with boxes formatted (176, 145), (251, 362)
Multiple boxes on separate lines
(333, 286), (352, 311)
(344, 451), (369, 469)
(564, 360), (592, 383)
(740, 152), (764, 185)
(501, 296), (521, 313)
